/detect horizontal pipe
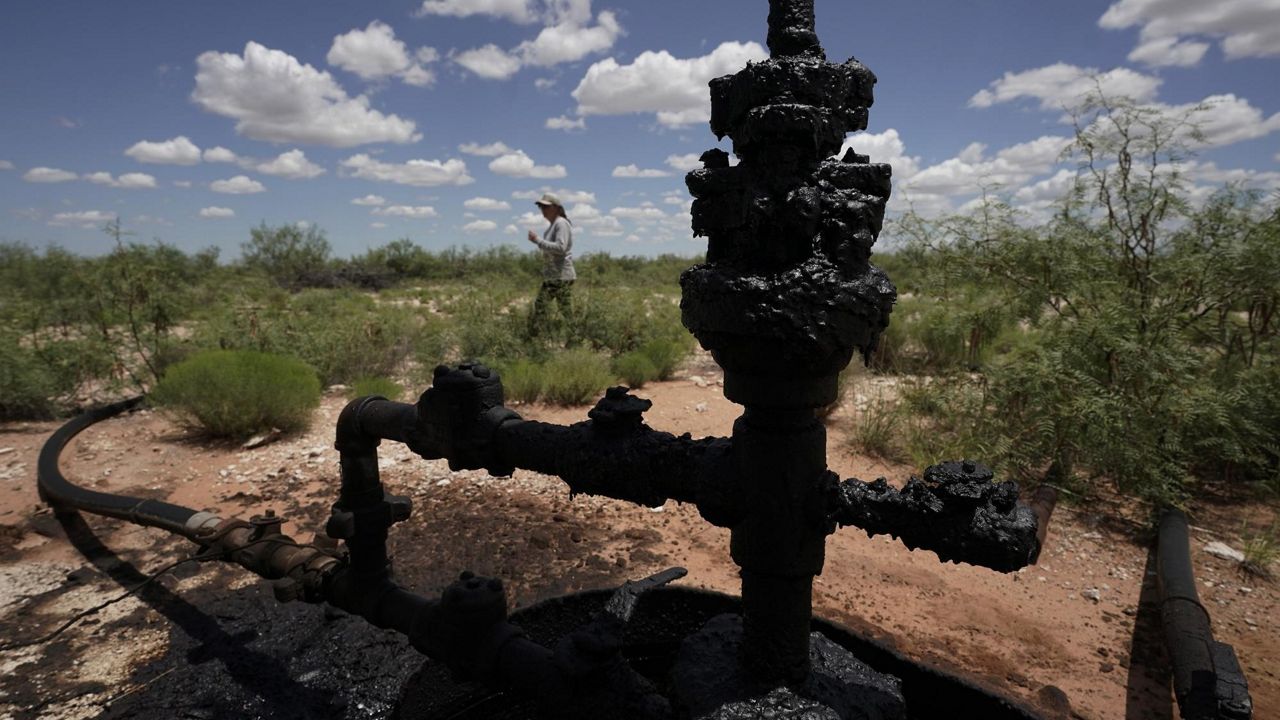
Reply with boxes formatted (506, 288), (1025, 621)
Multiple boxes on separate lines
(492, 418), (737, 522)
(37, 397), (202, 540)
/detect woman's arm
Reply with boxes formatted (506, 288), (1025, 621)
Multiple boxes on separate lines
(530, 219), (570, 254)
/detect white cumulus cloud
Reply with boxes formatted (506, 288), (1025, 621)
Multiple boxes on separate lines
(459, 141), (514, 157)
(572, 41), (767, 127)
(1099, 0), (1280, 65)
(341, 154), (474, 186)
(193, 42), (420, 147)
(904, 135), (1071, 197)
(665, 153), (703, 173)
(612, 164), (671, 178)
(0, 160), (15, 170)
(463, 219), (499, 233)
(24, 167), (79, 183)
(837, 128), (922, 181)
(514, 10), (621, 68)
(328, 21), (437, 87)
(199, 206), (236, 218)
(454, 45), (524, 80)
(610, 205), (666, 220)
(125, 136), (202, 165)
(546, 115), (586, 131)
(489, 149), (566, 178)
(49, 210), (115, 228)
(203, 146), (240, 163)
(446, 2), (623, 79)
(211, 175), (266, 194)
(968, 63), (1162, 111)
(464, 197), (512, 211)
(83, 171), (158, 189)
(352, 194), (387, 206)
(372, 205), (438, 218)
(512, 187), (596, 204)
(417, 0), (538, 23)
(256, 149), (325, 179)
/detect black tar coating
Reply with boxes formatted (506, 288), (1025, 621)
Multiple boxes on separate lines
(680, 0), (896, 389)
(830, 461), (1041, 573)
(672, 614), (905, 720)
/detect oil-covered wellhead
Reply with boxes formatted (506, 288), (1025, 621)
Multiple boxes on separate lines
(681, 0), (896, 408)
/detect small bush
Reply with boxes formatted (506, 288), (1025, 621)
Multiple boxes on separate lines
(499, 360), (546, 403)
(0, 335), (61, 420)
(639, 337), (690, 381)
(541, 349), (614, 406)
(350, 377), (402, 401)
(614, 351), (658, 388)
(849, 391), (902, 461)
(152, 350), (320, 438)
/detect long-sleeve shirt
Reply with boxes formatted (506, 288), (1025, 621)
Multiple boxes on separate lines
(533, 216), (576, 281)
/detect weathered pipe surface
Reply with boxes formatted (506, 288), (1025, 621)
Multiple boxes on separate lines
(830, 461), (1040, 573)
(1156, 509), (1252, 719)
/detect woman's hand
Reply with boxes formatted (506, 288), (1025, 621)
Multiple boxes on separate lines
(527, 230), (538, 244)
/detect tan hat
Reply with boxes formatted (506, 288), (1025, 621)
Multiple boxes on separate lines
(533, 192), (562, 207)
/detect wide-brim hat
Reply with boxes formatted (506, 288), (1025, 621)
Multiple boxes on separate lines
(533, 192), (562, 208)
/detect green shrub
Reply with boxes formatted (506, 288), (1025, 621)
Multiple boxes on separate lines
(499, 360), (546, 403)
(350, 377), (403, 401)
(151, 350), (320, 438)
(0, 335), (61, 420)
(541, 349), (614, 406)
(639, 337), (691, 381)
(849, 391), (902, 461)
(193, 290), (416, 386)
(614, 351), (659, 388)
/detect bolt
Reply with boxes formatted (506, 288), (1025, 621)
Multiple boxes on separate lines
(433, 364), (451, 379)
(265, 509), (276, 518)
(460, 570), (475, 581)
(962, 461), (976, 474)
(473, 364), (491, 379)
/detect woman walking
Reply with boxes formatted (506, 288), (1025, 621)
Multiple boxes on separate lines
(526, 192), (576, 336)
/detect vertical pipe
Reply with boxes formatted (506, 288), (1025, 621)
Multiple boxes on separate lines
(730, 407), (830, 682)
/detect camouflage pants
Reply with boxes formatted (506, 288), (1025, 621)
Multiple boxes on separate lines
(528, 279), (574, 335)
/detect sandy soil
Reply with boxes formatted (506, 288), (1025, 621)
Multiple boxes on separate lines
(0, 358), (1275, 720)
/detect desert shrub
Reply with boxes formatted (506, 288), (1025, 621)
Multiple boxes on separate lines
(455, 311), (527, 366)
(541, 349), (614, 406)
(498, 360), (546, 403)
(240, 223), (332, 289)
(895, 376), (989, 471)
(848, 390), (902, 461)
(350, 377), (403, 401)
(0, 334), (61, 420)
(614, 351), (659, 388)
(193, 290), (416, 386)
(640, 335), (693, 381)
(151, 350), (320, 438)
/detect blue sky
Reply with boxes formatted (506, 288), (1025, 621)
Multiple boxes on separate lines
(2, 0), (1278, 258)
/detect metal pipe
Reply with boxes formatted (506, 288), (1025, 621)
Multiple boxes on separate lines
(1157, 509), (1253, 720)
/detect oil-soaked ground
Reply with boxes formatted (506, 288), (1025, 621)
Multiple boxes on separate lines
(1, 474), (650, 720)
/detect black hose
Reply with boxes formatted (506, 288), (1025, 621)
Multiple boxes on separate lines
(37, 396), (202, 540)
(1157, 509), (1253, 720)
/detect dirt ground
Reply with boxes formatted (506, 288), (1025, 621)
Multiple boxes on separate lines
(0, 358), (1275, 720)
